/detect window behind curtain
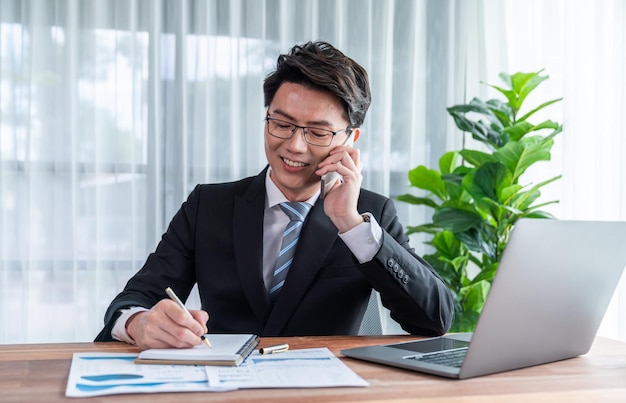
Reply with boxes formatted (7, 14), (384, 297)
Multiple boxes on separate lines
(1, 0), (450, 343)
(3, 0), (622, 344)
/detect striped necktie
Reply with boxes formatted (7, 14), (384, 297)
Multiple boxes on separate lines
(269, 202), (312, 302)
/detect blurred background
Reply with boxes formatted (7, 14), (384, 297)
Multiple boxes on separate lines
(1, 0), (624, 343)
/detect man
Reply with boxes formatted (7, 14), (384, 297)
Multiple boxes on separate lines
(95, 41), (454, 349)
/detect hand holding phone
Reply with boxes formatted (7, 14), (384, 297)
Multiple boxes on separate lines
(320, 171), (341, 199)
(320, 135), (354, 199)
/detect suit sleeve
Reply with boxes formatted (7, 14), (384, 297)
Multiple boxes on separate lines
(95, 186), (202, 341)
(359, 198), (455, 336)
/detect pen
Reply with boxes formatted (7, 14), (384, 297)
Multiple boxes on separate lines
(259, 343), (289, 355)
(165, 287), (212, 348)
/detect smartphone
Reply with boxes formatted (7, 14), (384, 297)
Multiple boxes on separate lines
(320, 135), (354, 199)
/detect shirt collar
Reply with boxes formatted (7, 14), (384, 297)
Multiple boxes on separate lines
(265, 167), (320, 209)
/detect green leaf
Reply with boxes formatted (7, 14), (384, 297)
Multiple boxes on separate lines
(518, 98), (563, 122)
(485, 99), (514, 127)
(505, 119), (561, 142)
(494, 139), (553, 183)
(449, 114), (502, 150)
(503, 121), (533, 142)
(397, 193), (439, 209)
(510, 188), (541, 211)
(532, 119), (561, 131)
(523, 210), (557, 219)
(459, 149), (495, 167)
(430, 230), (463, 259)
(489, 70), (548, 113)
(448, 255), (469, 271)
(525, 199), (560, 212)
(442, 173), (467, 202)
(460, 280), (491, 312)
(451, 310), (481, 332)
(512, 71), (548, 107)
(456, 225), (498, 260)
(511, 175), (561, 210)
(405, 223), (440, 235)
(499, 184), (523, 204)
(447, 99), (498, 122)
(408, 166), (447, 200)
(433, 207), (484, 233)
(463, 162), (511, 202)
(439, 151), (460, 175)
(471, 262), (499, 284)
(447, 99), (506, 149)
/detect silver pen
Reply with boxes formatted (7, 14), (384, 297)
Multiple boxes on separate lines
(259, 343), (289, 355)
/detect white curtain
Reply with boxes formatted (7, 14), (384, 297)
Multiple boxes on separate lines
(483, 0), (626, 341)
(564, 0), (626, 340)
(1, 0), (624, 344)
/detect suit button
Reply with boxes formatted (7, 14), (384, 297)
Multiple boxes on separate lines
(396, 269), (405, 278)
(392, 263), (400, 273)
(402, 276), (409, 284)
(387, 258), (395, 268)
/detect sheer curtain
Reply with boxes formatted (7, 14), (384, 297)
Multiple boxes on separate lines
(1, 0), (624, 344)
(562, 0), (625, 341)
(482, 0), (626, 341)
(0, 0), (441, 343)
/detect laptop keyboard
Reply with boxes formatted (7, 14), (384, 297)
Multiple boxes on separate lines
(412, 347), (468, 368)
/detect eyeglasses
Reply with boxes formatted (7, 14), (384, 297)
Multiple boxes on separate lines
(265, 116), (352, 147)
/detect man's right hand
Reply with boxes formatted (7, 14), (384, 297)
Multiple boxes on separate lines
(126, 299), (209, 350)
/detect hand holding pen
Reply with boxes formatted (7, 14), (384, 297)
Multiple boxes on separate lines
(125, 288), (210, 350)
(165, 287), (211, 348)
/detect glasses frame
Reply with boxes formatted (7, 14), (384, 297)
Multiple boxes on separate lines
(265, 116), (352, 147)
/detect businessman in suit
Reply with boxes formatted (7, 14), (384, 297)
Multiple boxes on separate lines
(96, 41), (454, 349)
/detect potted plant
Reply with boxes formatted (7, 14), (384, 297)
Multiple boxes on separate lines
(398, 70), (563, 332)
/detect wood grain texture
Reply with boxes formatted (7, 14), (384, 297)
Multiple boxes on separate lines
(1, 336), (625, 402)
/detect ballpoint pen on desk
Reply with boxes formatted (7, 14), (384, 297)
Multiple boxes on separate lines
(165, 287), (212, 348)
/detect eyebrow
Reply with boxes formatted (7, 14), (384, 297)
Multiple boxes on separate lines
(270, 109), (336, 129)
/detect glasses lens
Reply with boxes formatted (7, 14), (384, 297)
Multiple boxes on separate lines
(267, 118), (294, 139)
(266, 117), (336, 147)
(304, 128), (334, 146)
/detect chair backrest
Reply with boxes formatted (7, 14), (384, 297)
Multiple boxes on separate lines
(358, 290), (383, 335)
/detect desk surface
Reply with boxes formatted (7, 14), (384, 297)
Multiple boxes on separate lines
(1, 335), (625, 402)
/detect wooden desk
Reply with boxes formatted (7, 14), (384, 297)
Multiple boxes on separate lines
(1, 335), (625, 402)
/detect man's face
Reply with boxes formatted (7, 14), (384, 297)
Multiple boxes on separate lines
(264, 82), (351, 202)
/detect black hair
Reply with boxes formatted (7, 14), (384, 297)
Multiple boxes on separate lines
(263, 41), (371, 128)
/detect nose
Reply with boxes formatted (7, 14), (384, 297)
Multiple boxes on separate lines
(284, 127), (309, 151)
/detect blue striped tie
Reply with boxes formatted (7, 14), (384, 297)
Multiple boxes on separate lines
(269, 202), (312, 302)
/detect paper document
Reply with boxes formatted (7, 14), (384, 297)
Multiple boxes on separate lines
(66, 348), (367, 397)
(65, 353), (227, 397)
(205, 347), (369, 389)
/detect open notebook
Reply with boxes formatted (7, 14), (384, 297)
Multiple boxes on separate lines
(135, 334), (259, 366)
(342, 219), (626, 379)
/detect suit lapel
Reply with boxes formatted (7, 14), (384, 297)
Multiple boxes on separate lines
(233, 168), (272, 324)
(263, 199), (339, 335)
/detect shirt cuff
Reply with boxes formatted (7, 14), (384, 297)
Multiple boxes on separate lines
(338, 212), (383, 263)
(111, 306), (149, 345)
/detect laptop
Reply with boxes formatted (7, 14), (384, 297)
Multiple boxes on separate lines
(341, 219), (626, 379)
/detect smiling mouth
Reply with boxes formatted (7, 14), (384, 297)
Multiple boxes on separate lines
(282, 157), (308, 168)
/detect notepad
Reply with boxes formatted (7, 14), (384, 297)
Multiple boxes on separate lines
(135, 334), (259, 366)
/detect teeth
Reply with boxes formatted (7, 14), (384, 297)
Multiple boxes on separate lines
(283, 158), (307, 167)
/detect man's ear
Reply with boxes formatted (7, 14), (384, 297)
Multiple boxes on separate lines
(351, 128), (361, 143)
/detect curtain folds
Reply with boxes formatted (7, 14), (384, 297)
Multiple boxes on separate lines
(0, 0), (623, 343)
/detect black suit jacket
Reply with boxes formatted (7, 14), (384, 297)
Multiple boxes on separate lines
(95, 168), (454, 341)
